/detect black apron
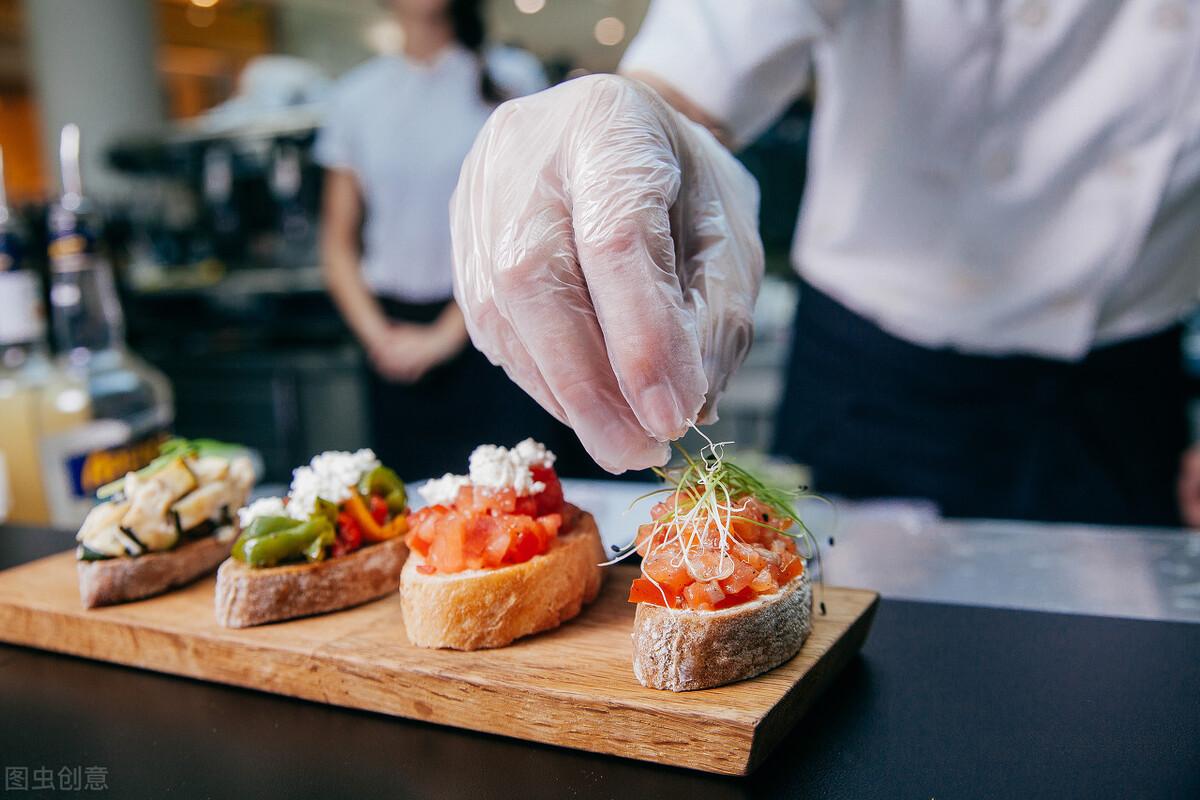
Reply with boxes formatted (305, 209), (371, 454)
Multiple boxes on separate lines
(368, 298), (606, 482)
(772, 280), (1188, 526)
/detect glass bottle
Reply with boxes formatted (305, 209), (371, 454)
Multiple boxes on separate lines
(39, 124), (174, 527)
(0, 145), (90, 524)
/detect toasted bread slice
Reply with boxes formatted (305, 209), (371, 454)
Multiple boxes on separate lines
(78, 531), (234, 609)
(400, 511), (604, 650)
(214, 536), (408, 628)
(631, 569), (812, 691)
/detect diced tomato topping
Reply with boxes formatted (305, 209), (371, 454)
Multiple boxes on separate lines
(720, 558), (758, 595)
(333, 511), (363, 558)
(642, 549), (691, 591)
(530, 465), (564, 516)
(715, 587), (756, 609)
(369, 495), (389, 526)
(404, 468), (568, 575)
(628, 577), (681, 608)
(629, 491), (807, 611)
(749, 567), (778, 594)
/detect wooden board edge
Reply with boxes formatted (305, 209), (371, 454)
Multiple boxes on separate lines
(0, 563), (879, 777)
(0, 598), (758, 775)
(742, 590), (880, 774)
(311, 645), (758, 774)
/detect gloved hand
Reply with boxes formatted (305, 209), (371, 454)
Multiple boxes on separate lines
(450, 75), (764, 472)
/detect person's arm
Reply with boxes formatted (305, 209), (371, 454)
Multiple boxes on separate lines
(322, 168), (469, 384)
(320, 168), (391, 353)
(449, 2), (830, 472)
(619, 0), (828, 150)
(1177, 445), (1200, 528)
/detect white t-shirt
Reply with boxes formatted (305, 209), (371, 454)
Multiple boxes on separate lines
(622, 0), (1200, 359)
(316, 45), (546, 303)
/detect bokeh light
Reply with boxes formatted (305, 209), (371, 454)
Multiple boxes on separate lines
(593, 16), (625, 46)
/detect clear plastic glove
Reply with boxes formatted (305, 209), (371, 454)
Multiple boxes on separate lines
(451, 75), (764, 472)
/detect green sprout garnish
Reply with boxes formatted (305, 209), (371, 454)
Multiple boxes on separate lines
(606, 426), (824, 611)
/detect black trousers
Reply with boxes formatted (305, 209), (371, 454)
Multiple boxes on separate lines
(772, 281), (1189, 526)
(368, 298), (606, 482)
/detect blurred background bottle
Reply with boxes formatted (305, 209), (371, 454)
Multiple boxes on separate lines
(0, 144), (89, 524)
(35, 125), (174, 527)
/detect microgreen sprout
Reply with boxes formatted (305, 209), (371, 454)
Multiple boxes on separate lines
(606, 425), (824, 612)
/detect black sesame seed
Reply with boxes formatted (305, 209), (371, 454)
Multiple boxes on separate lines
(819, 601), (827, 615)
(761, 513), (769, 522)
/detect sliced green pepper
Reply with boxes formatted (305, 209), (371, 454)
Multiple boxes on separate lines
(241, 515), (302, 540)
(232, 516), (334, 568)
(358, 466), (407, 513)
(313, 497), (339, 525)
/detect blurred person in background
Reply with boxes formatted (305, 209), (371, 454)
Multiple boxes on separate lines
(318, 0), (590, 479)
(450, 1), (1200, 527)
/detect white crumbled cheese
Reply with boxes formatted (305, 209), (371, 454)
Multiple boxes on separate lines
(514, 437), (556, 469)
(237, 496), (295, 528)
(236, 448), (380, 527)
(468, 439), (555, 496)
(288, 448), (380, 517)
(419, 473), (471, 506)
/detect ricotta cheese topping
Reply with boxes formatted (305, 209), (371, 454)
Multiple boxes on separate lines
(513, 437), (556, 469)
(419, 473), (471, 506)
(238, 448), (380, 526)
(237, 496), (294, 528)
(467, 438), (556, 496)
(288, 448), (380, 517)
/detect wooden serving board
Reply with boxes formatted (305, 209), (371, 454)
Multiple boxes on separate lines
(0, 551), (877, 776)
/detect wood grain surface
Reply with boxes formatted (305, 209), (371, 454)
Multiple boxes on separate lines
(0, 551), (877, 775)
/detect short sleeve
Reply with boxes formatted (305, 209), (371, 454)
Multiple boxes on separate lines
(313, 83), (357, 171)
(620, 0), (831, 147)
(487, 46), (549, 100)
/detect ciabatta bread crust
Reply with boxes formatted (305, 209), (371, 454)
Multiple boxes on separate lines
(631, 569), (812, 691)
(400, 510), (604, 650)
(78, 533), (232, 609)
(214, 535), (408, 628)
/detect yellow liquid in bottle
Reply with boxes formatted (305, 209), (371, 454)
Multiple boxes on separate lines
(0, 380), (49, 523)
(0, 367), (91, 525)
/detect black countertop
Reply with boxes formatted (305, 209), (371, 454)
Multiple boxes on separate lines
(1, 526), (1197, 799)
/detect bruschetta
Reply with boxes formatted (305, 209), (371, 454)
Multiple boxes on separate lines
(620, 442), (818, 691)
(400, 439), (604, 650)
(215, 449), (408, 628)
(76, 439), (256, 608)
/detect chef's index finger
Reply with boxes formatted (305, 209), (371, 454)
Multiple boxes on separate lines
(491, 212), (671, 473)
(567, 79), (708, 442)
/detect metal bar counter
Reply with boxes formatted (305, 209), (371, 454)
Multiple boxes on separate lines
(1, 480), (1198, 798)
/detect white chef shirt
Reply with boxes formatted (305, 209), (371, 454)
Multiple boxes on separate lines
(622, 0), (1200, 359)
(316, 45), (546, 303)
